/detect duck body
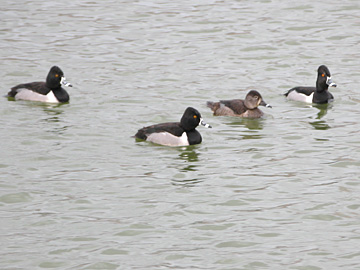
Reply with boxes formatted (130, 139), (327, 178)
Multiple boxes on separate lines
(135, 107), (211, 147)
(7, 66), (72, 103)
(285, 65), (336, 104)
(135, 122), (201, 146)
(207, 90), (271, 118)
(8, 81), (70, 103)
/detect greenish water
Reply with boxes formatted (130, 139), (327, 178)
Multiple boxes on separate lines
(1, 0), (360, 269)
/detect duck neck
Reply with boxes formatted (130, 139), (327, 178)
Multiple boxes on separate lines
(316, 79), (328, 93)
(244, 100), (256, 110)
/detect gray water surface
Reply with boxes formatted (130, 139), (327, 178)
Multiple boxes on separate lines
(1, 1), (360, 269)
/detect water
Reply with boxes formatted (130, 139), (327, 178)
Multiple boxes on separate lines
(1, 0), (360, 269)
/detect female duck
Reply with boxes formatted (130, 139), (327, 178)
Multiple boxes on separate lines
(285, 65), (336, 104)
(135, 107), (211, 146)
(7, 66), (72, 103)
(207, 90), (271, 118)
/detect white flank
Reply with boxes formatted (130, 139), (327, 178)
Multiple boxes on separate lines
(287, 91), (313, 103)
(147, 132), (189, 146)
(44, 91), (59, 103)
(15, 89), (59, 103)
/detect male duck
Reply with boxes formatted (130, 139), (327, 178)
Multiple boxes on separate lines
(285, 65), (336, 104)
(207, 90), (271, 118)
(135, 107), (211, 146)
(7, 66), (72, 103)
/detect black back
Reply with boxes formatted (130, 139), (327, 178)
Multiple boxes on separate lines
(135, 122), (184, 140)
(285, 86), (316, 97)
(8, 81), (50, 97)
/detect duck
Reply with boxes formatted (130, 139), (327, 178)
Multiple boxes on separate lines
(207, 90), (271, 118)
(135, 107), (212, 146)
(285, 65), (336, 104)
(7, 66), (72, 103)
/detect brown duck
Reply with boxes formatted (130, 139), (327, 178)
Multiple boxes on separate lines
(207, 90), (271, 118)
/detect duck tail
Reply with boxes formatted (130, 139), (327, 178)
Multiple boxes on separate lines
(207, 101), (215, 109)
(134, 128), (147, 140)
(284, 88), (295, 97)
(207, 101), (220, 112)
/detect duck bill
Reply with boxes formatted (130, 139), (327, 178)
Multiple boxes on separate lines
(61, 77), (73, 87)
(326, 77), (336, 87)
(260, 100), (272, 108)
(200, 118), (212, 128)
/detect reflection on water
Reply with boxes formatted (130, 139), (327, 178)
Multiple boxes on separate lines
(180, 164), (197, 172)
(172, 146), (202, 186)
(177, 146), (200, 173)
(242, 131), (263, 140)
(43, 107), (64, 122)
(313, 103), (331, 119)
(309, 103), (332, 130)
(227, 117), (264, 130)
(178, 146), (199, 163)
(225, 117), (264, 140)
(310, 120), (331, 130)
(6, 96), (15, 102)
(171, 177), (202, 187)
(41, 104), (71, 135)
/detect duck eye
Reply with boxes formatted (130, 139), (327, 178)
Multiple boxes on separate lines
(193, 115), (197, 119)
(55, 74), (59, 78)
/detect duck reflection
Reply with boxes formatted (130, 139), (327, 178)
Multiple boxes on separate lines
(172, 146), (202, 186)
(314, 103), (331, 119)
(178, 146), (199, 163)
(225, 117), (264, 140)
(38, 103), (71, 135)
(227, 117), (264, 130)
(309, 103), (332, 130)
(42, 105), (64, 123)
(178, 146), (200, 172)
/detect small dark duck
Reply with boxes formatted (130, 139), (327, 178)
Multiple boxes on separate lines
(207, 90), (271, 118)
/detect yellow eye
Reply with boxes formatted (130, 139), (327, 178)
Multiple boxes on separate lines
(193, 115), (197, 119)
(321, 73), (325, 77)
(55, 74), (59, 78)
